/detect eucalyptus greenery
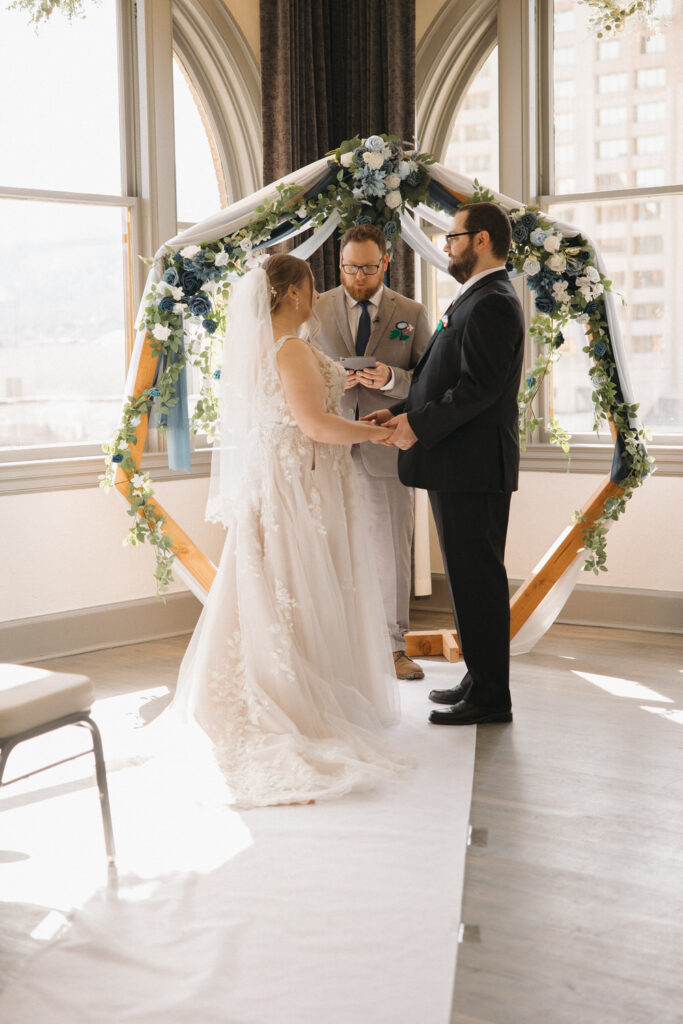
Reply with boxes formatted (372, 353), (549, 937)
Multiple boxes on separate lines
(7, 0), (97, 25)
(578, 0), (658, 36)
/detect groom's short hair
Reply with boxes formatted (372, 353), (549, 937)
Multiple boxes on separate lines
(461, 202), (512, 261)
(340, 224), (387, 257)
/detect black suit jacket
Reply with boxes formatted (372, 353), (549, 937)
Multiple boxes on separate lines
(392, 270), (525, 493)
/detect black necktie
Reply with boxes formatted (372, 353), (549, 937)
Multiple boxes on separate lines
(355, 300), (371, 356)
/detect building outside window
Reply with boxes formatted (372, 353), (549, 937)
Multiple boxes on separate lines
(548, 0), (682, 439)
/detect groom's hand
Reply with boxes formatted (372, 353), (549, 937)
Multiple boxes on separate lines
(384, 413), (417, 450)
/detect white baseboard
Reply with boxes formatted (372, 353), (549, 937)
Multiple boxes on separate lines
(2, 576), (680, 665)
(0, 592), (203, 664)
(413, 574), (683, 635)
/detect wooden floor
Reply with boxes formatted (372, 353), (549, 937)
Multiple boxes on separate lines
(2, 620), (682, 1023)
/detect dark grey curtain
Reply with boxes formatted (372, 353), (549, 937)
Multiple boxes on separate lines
(260, 0), (416, 295)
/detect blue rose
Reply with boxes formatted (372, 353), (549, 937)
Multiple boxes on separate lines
(526, 376), (535, 388)
(512, 223), (529, 244)
(384, 219), (398, 238)
(530, 228), (548, 246)
(555, 331), (564, 348)
(213, 368), (221, 379)
(188, 293), (212, 318)
(579, 250), (591, 261)
(158, 296), (176, 313)
(356, 214), (373, 226)
(147, 387), (161, 398)
(223, 241), (234, 255)
(564, 260), (582, 278)
(365, 135), (385, 152)
(406, 169), (422, 187)
(521, 212), (538, 231)
(163, 267), (179, 286)
(584, 300), (599, 315)
(112, 453), (124, 463)
(526, 273), (541, 292)
(172, 252), (182, 263)
(535, 295), (557, 314)
(179, 269), (202, 296)
(202, 318), (218, 334)
(505, 261), (514, 272)
(593, 341), (607, 357)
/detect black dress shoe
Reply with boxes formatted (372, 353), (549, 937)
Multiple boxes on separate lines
(429, 680), (472, 705)
(429, 700), (513, 726)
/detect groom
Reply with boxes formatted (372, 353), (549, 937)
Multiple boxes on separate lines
(366, 202), (524, 725)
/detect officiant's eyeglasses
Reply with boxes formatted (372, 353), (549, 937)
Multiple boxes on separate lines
(341, 264), (382, 276)
(445, 231), (479, 242)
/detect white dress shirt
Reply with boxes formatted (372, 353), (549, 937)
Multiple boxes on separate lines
(454, 264), (507, 300)
(343, 285), (395, 391)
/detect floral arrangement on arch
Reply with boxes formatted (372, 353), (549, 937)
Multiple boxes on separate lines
(101, 138), (651, 593)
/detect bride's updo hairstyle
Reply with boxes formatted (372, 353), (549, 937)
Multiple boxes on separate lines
(264, 254), (314, 313)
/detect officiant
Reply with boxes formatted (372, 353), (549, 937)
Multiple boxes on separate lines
(315, 225), (431, 680)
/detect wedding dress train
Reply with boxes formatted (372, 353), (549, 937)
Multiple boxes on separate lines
(169, 334), (406, 807)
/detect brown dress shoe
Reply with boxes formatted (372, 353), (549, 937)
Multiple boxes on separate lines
(393, 651), (425, 680)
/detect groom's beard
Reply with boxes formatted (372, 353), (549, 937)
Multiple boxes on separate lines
(448, 240), (478, 284)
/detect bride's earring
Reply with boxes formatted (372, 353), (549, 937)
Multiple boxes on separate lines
(295, 297), (300, 311)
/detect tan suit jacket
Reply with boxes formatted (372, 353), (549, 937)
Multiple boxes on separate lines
(314, 285), (432, 477)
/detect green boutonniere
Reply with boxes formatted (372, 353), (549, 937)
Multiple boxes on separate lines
(389, 320), (413, 341)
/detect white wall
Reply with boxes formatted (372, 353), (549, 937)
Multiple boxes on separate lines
(0, 478), (225, 622)
(429, 470), (683, 592)
(2, 466), (680, 628)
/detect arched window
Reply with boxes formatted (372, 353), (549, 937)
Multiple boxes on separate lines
(173, 54), (225, 226)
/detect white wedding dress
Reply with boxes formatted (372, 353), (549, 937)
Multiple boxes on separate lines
(170, 322), (407, 807)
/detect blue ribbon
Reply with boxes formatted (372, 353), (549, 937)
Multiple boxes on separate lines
(152, 332), (191, 473)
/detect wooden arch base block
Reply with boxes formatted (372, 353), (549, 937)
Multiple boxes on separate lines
(405, 630), (461, 663)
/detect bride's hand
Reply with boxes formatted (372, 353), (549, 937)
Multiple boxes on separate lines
(368, 424), (396, 444)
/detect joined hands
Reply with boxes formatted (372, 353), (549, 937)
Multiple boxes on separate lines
(361, 409), (418, 450)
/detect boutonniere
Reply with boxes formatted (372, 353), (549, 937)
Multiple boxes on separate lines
(436, 314), (449, 332)
(389, 320), (413, 341)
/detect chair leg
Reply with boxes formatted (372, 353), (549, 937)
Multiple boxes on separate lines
(79, 715), (116, 864)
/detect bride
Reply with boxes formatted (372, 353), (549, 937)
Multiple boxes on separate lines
(168, 253), (408, 807)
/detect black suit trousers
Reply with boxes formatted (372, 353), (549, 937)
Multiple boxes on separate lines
(428, 490), (512, 710)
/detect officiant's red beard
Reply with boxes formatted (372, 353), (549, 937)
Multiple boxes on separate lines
(448, 240), (478, 284)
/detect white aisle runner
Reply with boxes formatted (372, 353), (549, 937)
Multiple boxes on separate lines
(0, 663), (475, 1024)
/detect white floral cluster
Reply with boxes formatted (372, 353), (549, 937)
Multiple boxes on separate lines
(338, 134), (421, 209)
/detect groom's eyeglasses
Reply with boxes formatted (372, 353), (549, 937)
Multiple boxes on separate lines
(341, 264), (382, 276)
(445, 231), (479, 242)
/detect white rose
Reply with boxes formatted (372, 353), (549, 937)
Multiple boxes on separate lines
(546, 253), (567, 273)
(592, 282), (604, 296)
(340, 152), (354, 167)
(552, 280), (569, 299)
(579, 286), (592, 302)
(384, 173), (401, 189)
(131, 472), (145, 489)
(576, 313), (589, 324)
(180, 244), (201, 258)
(215, 251), (230, 266)
(585, 265), (600, 283)
(152, 323), (172, 341)
(523, 256), (541, 275)
(363, 150), (384, 170)
(201, 279), (220, 294)
(239, 237), (253, 252)
(385, 190), (402, 210)
(543, 234), (561, 253)
(173, 303), (185, 314)
(575, 276), (588, 288)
